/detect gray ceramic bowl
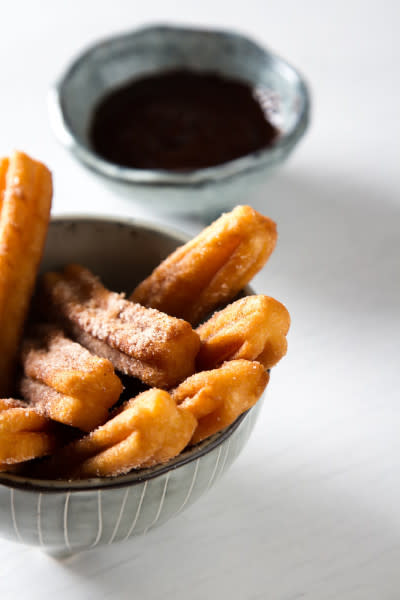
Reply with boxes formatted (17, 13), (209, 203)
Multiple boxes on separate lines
(0, 216), (264, 558)
(49, 24), (310, 217)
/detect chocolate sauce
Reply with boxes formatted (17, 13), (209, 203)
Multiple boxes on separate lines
(89, 70), (278, 171)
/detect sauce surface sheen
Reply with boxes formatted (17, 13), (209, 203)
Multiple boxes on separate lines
(89, 70), (279, 171)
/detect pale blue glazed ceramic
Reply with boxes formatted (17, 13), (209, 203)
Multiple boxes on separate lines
(49, 25), (310, 216)
(0, 217), (265, 557)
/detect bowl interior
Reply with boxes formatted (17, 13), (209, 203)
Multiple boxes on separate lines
(0, 216), (251, 492)
(57, 25), (309, 162)
(39, 215), (186, 292)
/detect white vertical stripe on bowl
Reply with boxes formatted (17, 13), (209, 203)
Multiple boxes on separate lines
(123, 480), (148, 542)
(216, 437), (231, 481)
(90, 490), (103, 548)
(143, 471), (171, 535)
(248, 407), (255, 430)
(206, 445), (222, 492)
(244, 408), (255, 443)
(37, 493), (44, 546)
(108, 488), (130, 545)
(232, 412), (245, 463)
(175, 458), (200, 516)
(63, 492), (72, 552)
(10, 488), (23, 543)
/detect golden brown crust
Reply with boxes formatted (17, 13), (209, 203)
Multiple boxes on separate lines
(130, 205), (277, 325)
(40, 264), (200, 388)
(38, 389), (197, 479)
(196, 295), (290, 370)
(0, 187), (287, 479)
(0, 157), (9, 215)
(0, 398), (55, 467)
(0, 151), (52, 396)
(20, 325), (122, 431)
(172, 359), (269, 444)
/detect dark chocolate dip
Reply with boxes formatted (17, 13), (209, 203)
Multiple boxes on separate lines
(89, 70), (278, 171)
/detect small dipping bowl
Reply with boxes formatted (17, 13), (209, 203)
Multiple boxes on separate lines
(49, 24), (310, 217)
(0, 216), (264, 557)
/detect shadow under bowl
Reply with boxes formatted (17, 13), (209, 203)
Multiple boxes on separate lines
(0, 216), (264, 557)
(49, 24), (310, 217)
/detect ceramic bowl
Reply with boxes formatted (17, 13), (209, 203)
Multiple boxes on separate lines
(0, 216), (264, 558)
(49, 24), (310, 217)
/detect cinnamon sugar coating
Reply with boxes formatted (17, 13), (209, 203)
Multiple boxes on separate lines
(0, 189), (289, 480)
(196, 295), (290, 370)
(20, 325), (122, 431)
(172, 359), (269, 444)
(37, 388), (197, 478)
(40, 265), (200, 388)
(0, 398), (55, 470)
(131, 205), (277, 325)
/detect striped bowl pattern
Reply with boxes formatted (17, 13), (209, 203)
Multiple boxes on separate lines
(0, 401), (262, 557)
(0, 217), (265, 557)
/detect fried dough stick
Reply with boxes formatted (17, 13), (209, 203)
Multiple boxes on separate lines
(0, 152), (52, 396)
(172, 359), (269, 444)
(0, 158), (9, 213)
(0, 398), (55, 471)
(40, 265), (200, 388)
(38, 389), (197, 479)
(196, 295), (290, 371)
(131, 205), (277, 325)
(20, 325), (122, 431)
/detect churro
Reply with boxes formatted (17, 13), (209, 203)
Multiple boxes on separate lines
(0, 155), (288, 482)
(172, 359), (269, 444)
(0, 398), (55, 469)
(20, 325), (122, 431)
(40, 264), (200, 388)
(131, 205), (277, 325)
(39, 389), (197, 478)
(196, 295), (290, 370)
(0, 151), (52, 396)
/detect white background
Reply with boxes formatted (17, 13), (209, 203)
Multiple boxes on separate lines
(1, 1), (399, 598)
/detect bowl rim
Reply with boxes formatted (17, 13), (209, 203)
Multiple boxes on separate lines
(0, 410), (250, 493)
(49, 23), (310, 187)
(0, 214), (257, 493)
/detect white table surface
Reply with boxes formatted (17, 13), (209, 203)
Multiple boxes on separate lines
(1, 1), (399, 598)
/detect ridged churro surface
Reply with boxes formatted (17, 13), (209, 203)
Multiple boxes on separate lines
(38, 389), (197, 478)
(0, 151), (52, 395)
(0, 398), (55, 469)
(21, 325), (122, 431)
(131, 205), (277, 325)
(196, 295), (290, 370)
(40, 264), (200, 388)
(172, 359), (269, 444)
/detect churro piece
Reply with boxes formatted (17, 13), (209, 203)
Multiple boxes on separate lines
(20, 325), (122, 431)
(40, 389), (197, 478)
(196, 295), (290, 370)
(131, 205), (277, 325)
(0, 158), (9, 211)
(172, 359), (268, 444)
(40, 264), (200, 388)
(0, 151), (52, 396)
(0, 398), (55, 469)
